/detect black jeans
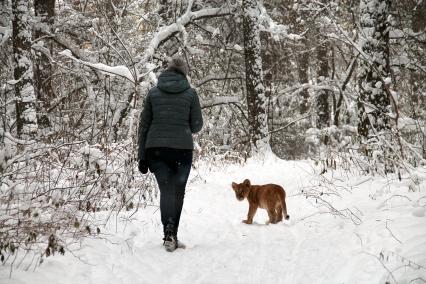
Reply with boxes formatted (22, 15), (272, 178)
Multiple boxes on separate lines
(146, 147), (193, 236)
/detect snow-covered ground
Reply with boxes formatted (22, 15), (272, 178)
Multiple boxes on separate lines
(1, 154), (426, 284)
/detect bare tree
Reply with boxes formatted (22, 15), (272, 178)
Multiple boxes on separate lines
(34, 0), (55, 128)
(12, 0), (38, 139)
(297, 47), (310, 115)
(292, 3), (310, 115)
(316, 38), (330, 130)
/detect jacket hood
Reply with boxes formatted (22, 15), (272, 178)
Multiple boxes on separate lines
(157, 70), (190, 94)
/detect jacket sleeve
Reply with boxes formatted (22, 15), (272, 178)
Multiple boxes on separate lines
(138, 94), (152, 161)
(190, 89), (203, 133)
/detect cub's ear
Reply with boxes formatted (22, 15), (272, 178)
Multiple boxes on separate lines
(243, 179), (251, 187)
(231, 182), (237, 189)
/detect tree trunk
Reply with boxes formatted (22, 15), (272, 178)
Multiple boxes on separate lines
(292, 4), (310, 115)
(0, 0), (10, 41)
(12, 0), (38, 139)
(410, 0), (426, 121)
(34, 0), (55, 128)
(316, 39), (330, 129)
(242, 0), (269, 152)
(297, 47), (310, 114)
(357, 0), (391, 139)
(411, 0), (426, 33)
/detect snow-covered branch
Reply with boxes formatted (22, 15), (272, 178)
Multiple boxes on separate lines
(195, 74), (243, 88)
(258, 3), (304, 41)
(0, 130), (35, 145)
(135, 3), (234, 78)
(201, 96), (240, 109)
(269, 114), (311, 135)
(278, 83), (337, 97)
(59, 49), (136, 83)
(50, 33), (89, 62)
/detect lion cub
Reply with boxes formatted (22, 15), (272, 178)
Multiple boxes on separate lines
(231, 179), (289, 224)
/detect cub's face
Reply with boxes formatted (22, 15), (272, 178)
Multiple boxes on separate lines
(231, 179), (251, 201)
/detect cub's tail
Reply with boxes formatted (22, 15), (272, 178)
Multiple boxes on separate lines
(283, 198), (290, 220)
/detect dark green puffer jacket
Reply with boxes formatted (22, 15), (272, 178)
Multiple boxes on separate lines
(138, 70), (203, 160)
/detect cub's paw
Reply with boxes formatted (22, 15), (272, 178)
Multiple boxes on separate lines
(242, 220), (252, 224)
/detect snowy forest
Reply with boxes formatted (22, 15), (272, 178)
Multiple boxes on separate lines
(1, 0), (426, 283)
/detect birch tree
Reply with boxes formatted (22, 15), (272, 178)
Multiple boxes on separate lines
(242, 0), (269, 152)
(12, 0), (38, 139)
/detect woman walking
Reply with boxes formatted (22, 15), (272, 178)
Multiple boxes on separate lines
(137, 57), (203, 252)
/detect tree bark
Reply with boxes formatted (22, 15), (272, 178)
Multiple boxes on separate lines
(0, 0), (11, 49)
(316, 38), (330, 129)
(291, 4), (310, 115)
(357, 0), (391, 139)
(0, 0), (10, 37)
(34, 0), (55, 128)
(12, 0), (38, 139)
(297, 48), (310, 114)
(411, 0), (426, 33)
(242, 0), (269, 152)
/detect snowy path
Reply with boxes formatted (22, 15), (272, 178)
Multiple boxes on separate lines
(2, 156), (426, 284)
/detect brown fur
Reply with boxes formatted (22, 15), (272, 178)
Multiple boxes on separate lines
(231, 179), (289, 224)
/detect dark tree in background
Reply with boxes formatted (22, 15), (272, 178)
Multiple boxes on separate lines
(316, 37), (330, 130)
(34, 0), (55, 128)
(292, 2), (310, 116)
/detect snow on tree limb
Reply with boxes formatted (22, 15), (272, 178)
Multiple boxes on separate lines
(59, 49), (136, 83)
(201, 96), (240, 109)
(195, 74), (243, 88)
(0, 130), (35, 145)
(54, 3), (234, 84)
(258, 3), (303, 41)
(277, 83), (336, 96)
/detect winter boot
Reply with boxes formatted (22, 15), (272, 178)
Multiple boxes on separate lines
(163, 224), (177, 252)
